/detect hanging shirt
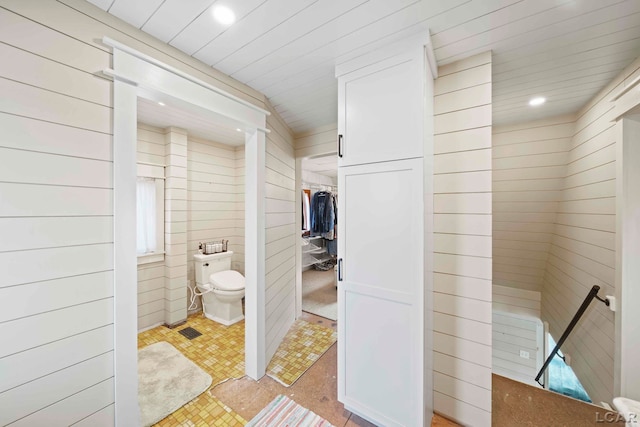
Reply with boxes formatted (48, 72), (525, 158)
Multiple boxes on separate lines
(302, 190), (310, 231)
(310, 192), (333, 234)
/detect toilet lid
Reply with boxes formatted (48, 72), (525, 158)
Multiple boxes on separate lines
(209, 270), (245, 291)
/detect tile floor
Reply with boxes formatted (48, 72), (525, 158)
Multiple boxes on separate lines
(138, 315), (247, 427)
(138, 312), (459, 426)
(266, 319), (337, 386)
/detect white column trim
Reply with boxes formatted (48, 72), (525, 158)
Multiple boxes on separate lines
(245, 129), (266, 378)
(615, 114), (640, 401)
(113, 58), (139, 426)
(294, 157), (303, 318)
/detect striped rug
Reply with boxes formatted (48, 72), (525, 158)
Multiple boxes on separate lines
(246, 395), (334, 427)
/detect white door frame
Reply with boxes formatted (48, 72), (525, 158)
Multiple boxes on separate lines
(294, 147), (338, 318)
(615, 111), (640, 401)
(104, 37), (269, 425)
(612, 74), (640, 400)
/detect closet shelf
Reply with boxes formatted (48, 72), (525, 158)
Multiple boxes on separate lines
(301, 237), (328, 256)
(303, 243), (326, 255)
(302, 252), (333, 268)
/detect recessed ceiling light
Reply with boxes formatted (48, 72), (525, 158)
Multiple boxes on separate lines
(529, 97), (546, 106)
(236, 128), (242, 132)
(158, 102), (165, 106)
(213, 5), (235, 26)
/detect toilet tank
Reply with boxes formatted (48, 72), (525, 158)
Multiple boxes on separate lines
(194, 251), (233, 284)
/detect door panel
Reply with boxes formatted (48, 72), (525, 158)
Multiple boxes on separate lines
(338, 53), (423, 167)
(338, 158), (423, 426)
(342, 167), (419, 294)
(344, 291), (412, 425)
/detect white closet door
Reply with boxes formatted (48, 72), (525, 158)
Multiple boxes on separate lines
(337, 51), (423, 167)
(338, 158), (424, 427)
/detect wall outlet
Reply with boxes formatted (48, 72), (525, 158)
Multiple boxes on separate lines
(519, 350), (530, 359)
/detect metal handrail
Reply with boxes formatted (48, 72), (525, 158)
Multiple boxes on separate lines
(535, 285), (609, 387)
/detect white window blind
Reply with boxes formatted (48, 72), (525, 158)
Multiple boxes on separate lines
(137, 177), (157, 254)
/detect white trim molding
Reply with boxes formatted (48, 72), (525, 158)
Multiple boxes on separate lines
(615, 113), (640, 401)
(108, 40), (268, 425)
(102, 37), (270, 117)
(112, 59), (139, 426)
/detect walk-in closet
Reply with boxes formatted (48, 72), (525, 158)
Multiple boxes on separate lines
(300, 154), (338, 321)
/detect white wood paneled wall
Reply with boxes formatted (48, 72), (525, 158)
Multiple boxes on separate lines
(0, 0), (298, 422)
(137, 124), (166, 331)
(294, 124), (338, 159)
(492, 311), (542, 387)
(432, 51), (492, 426)
(492, 287), (542, 388)
(0, 5), (115, 423)
(492, 116), (573, 292)
(164, 128), (189, 326)
(542, 56), (640, 406)
(264, 103), (297, 362)
(493, 285), (541, 319)
(186, 134), (243, 314)
(234, 145), (246, 275)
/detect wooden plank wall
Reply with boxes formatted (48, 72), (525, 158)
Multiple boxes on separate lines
(234, 146), (246, 275)
(493, 285), (541, 318)
(491, 285), (543, 388)
(542, 55), (640, 406)
(492, 116), (573, 292)
(264, 103), (297, 362)
(0, 0), (297, 422)
(432, 51), (493, 426)
(163, 127), (189, 326)
(0, 2), (115, 421)
(137, 124), (166, 330)
(186, 135), (243, 311)
(294, 124), (338, 159)
(492, 311), (542, 387)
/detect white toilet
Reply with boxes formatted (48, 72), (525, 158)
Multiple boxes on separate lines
(194, 251), (245, 326)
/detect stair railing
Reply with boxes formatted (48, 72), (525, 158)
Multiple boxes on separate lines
(535, 285), (610, 387)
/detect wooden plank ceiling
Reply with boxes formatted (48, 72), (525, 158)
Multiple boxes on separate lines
(137, 97), (246, 145)
(89, 0), (640, 134)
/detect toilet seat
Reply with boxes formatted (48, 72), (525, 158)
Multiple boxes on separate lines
(209, 270), (245, 291)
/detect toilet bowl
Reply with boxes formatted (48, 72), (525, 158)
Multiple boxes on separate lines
(194, 252), (245, 326)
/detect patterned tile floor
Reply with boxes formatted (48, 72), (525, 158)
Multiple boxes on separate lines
(266, 319), (338, 386)
(138, 315), (247, 427)
(138, 313), (458, 427)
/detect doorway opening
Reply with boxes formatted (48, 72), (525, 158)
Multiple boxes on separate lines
(299, 153), (338, 321)
(107, 37), (269, 423)
(135, 96), (248, 332)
